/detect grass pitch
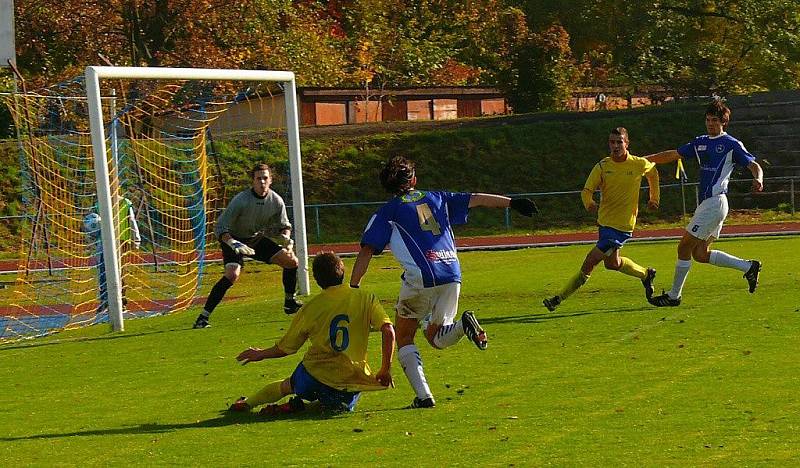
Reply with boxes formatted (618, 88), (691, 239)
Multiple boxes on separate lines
(1, 236), (799, 466)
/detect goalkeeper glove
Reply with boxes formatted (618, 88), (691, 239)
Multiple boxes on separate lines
(509, 198), (539, 217)
(278, 233), (294, 250)
(225, 238), (255, 256)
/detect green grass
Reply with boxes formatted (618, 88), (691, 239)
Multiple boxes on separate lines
(2, 236), (799, 465)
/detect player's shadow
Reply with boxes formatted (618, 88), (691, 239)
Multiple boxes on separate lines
(0, 326), (200, 351)
(481, 306), (658, 325)
(0, 406), (382, 442)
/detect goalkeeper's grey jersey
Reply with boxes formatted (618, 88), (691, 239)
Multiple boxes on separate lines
(214, 189), (291, 240)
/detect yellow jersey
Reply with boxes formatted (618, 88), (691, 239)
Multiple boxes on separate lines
(581, 154), (659, 232)
(277, 284), (392, 392)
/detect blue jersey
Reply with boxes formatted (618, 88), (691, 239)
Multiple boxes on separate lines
(361, 190), (471, 288)
(677, 133), (756, 203)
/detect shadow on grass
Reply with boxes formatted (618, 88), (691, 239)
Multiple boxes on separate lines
(0, 326), (199, 352)
(481, 305), (660, 325)
(0, 404), (409, 441)
(0, 317), (289, 352)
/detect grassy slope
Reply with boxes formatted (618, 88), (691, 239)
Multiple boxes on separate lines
(0, 103), (712, 249)
(3, 102), (796, 249)
(1, 237), (799, 465)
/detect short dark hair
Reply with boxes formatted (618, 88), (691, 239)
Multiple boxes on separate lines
(705, 100), (731, 126)
(610, 127), (629, 141)
(380, 156), (416, 194)
(312, 252), (345, 289)
(250, 163), (272, 177)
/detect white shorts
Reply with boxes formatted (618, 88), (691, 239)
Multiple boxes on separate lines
(396, 281), (460, 324)
(686, 194), (728, 241)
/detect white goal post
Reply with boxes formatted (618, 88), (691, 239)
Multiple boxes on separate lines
(85, 66), (310, 332)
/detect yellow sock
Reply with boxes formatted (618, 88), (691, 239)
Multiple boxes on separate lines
(618, 257), (647, 279)
(559, 271), (590, 299)
(247, 380), (285, 407)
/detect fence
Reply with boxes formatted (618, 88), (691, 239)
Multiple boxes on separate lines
(0, 175), (796, 251)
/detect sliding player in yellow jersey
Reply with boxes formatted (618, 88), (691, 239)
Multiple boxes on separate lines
(544, 127), (660, 311)
(228, 252), (396, 415)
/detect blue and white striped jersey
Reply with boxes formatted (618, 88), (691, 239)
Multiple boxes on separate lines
(677, 132), (756, 203)
(360, 190), (471, 288)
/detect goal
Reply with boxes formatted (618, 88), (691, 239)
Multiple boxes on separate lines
(1, 67), (310, 340)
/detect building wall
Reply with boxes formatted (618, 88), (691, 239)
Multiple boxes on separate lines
(349, 100), (382, 123)
(481, 98), (506, 116)
(458, 99), (482, 118)
(407, 100), (432, 120)
(433, 99), (458, 120)
(315, 102), (347, 126)
(300, 101), (316, 125)
(208, 95), (286, 133)
(382, 100), (408, 121)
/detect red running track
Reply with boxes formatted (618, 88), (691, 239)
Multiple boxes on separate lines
(3, 222), (799, 273)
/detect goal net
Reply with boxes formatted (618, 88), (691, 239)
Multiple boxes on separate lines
(0, 67), (308, 341)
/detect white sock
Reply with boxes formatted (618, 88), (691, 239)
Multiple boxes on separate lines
(432, 322), (464, 349)
(669, 259), (692, 299)
(397, 344), (432, 400)
(200, 309), (211, 318)
(709, 250), (751, 272)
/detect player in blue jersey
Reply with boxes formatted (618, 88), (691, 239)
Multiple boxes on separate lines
(646, 100), (764, 306)
(350, 156), (538, 408)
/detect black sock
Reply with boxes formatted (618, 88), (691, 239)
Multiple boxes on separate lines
(283, 268), (298, 298)
(203, 276), (233, 315)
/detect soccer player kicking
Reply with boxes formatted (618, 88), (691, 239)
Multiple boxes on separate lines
(543, 127), (660, 312)
(646, 100), (764, 307)
(193, 163), (302, 329)
(350, 156), (538, 409)
(229, 252), (395, 415)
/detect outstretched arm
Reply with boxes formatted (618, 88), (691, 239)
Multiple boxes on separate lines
(470, 193), (538, 216)
(350, 245), (375, 288)
(375, 322), (395, 387)
(645, 150), (682, 164)
(469, 193), (510, 208)
(237, 345), (289, 365)
(749, 161), (764, 192)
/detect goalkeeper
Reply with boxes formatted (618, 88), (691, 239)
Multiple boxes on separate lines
(193, 163), (301, 329)
(543, 127), (659, 312)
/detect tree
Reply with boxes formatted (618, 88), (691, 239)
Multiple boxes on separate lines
(500, 23), (581, 112)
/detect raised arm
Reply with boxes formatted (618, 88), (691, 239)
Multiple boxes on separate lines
(350, 245), (375, 288)
(749, 161), (764, 192)
(645, 149), (682, 164)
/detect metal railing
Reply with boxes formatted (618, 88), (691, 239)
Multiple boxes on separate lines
(0, 175), (797, 248)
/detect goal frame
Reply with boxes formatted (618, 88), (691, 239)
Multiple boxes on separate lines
(85, 66), (310, 332)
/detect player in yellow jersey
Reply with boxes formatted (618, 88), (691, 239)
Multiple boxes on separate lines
(228, 252), (396, 415)
(543, 127), (660, 311)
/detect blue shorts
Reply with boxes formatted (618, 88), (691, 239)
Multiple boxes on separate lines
(595, 226), (632, 254)
(290, 363), (361, 412)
